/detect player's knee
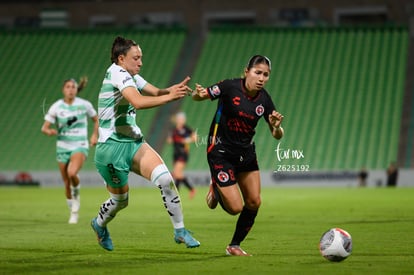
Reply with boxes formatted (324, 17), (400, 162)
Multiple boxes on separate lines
(222, 201), (244, 215)
(67, 169), (78, 182)
(244, 196), (261, 210)
(110, 192), (129, 211)
(227, 206), (244, 215)
(151, 164), (174, 189)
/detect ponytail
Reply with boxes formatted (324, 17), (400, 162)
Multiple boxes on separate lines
(62, 76), (88, 93)
(77, 76), (88, 93)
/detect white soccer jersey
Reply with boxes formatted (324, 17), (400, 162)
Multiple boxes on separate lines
(97, 63), (148, 142)
(45, 97), (97, 153)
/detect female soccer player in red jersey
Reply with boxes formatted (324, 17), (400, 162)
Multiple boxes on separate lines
(167, 111), (197, 198)
(192, 55), (284, 256)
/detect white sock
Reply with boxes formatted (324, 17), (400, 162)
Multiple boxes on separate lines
(71, 199), (80, 213)
(96, 192), (129, 227)
(151, 164), (184, 229)
(66, 198), (80, 213)
(66, 199), (73, 211)
(71, 185), (80, 200)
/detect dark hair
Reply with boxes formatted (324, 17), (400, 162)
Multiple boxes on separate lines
(63, 76), (88, 93)
(246, 55), (272, 71)
(111, 36), (138, 64)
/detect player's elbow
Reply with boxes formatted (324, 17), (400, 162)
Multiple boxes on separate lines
(41, 125), (48, 135)
(130, 100), (148, 110)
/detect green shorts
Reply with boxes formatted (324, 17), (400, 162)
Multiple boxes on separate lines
(57, 148), (88, 164)
(94, 138), (144, 188)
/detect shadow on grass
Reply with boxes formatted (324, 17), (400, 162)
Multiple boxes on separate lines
(2, 246), (231, 274)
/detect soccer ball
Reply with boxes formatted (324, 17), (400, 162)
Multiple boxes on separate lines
(319, 228), (352, 262)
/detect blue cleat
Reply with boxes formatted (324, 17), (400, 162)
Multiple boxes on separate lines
(91, 218), (113, 251)
(174, 228), (200, 248)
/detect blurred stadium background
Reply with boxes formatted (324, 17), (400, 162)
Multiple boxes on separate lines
(0, 0), (413, 187)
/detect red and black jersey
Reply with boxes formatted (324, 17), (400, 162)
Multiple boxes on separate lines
(170, 126), (193, 155)
(206, 78), (276, 151)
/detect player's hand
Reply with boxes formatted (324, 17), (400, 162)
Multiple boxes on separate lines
(269, 110), (284, 128)
(90, 134), (98, 147)
(194, 83), (208, 98)
(46, 129), (58, 136)
(168, 76), (192, 100)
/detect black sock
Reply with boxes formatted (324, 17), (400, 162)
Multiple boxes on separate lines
(182, 177), (194, 190)
(230, 207), (258, 246)
(175, 179), (182, 190)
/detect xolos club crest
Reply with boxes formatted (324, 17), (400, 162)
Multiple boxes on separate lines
(217, 171), (229, 183)
(255, 104), (264, 116)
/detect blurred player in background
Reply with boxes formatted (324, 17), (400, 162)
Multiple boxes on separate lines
(167, 111), (197, 199)
(386, 162), (398, 187)
(192, 55), (284, 256)
(41, 77), (98, 224)
(91, 36), (200, 251)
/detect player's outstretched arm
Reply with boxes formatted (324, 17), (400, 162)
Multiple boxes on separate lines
(123, 84), (187, 110)
(141, 76), (192, 96)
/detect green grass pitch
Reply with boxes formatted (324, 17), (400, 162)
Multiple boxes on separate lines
(1, 186), (413, 274)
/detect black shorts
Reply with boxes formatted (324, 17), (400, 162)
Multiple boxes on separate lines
(207, 144), (259, 187)
(173, 152), (189, 163)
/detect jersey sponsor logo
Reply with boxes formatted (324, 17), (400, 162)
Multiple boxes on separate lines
(255, 104), (265, 116)
(123, 76), (132, 84)
(209, 85), (221, 96)
(67, 116), (78, 127)
(217, 171), (229, 183)
(238, 111), (254, 120)
(227, 118), (253, 133)
(232, 96), (240, 105)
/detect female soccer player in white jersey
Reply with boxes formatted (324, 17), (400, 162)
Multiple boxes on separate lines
(41, 77), (99, 224)
(90, 36), (200, 251)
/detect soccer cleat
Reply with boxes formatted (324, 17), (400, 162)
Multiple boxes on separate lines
(206, 181), (218, 209)
(174, 228), (200, 248)
(91, 218), (113, 251)
(68, 212), (78, 224)
(226, 245), (252, 256)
